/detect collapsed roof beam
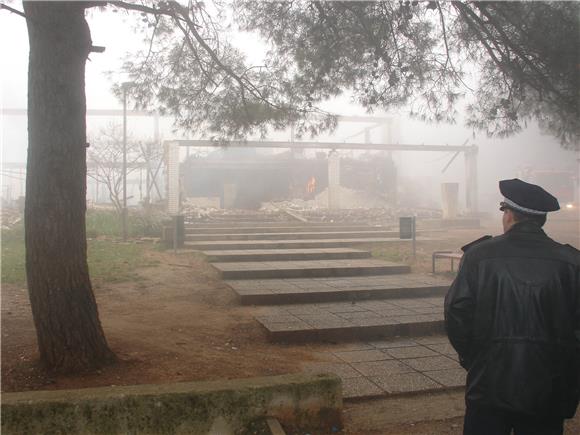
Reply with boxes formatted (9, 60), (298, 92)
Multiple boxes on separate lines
(173, 140), (475, 152)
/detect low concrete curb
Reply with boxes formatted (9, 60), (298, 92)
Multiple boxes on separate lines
(1, 373), (342, 435)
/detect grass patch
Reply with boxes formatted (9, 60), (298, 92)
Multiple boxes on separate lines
(1, 231), (26, 285)
(86, 209), (165, 239)
(1, 225), (155, 286)
(87, 240), (152, 284)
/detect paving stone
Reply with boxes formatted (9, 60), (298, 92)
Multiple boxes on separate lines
(215, 258), (411, 279)
(342, 377), (384, 399)
(264, 322), (313, 332)
(402, 356), (460, 372)
(385, 346), (440, 359)
(414, 335), (449, 345)
(369, 338), (418, 349)
(295, 314), (343, 323)
(308, 318), (353, 328)
(334, 349), (393, 363)
(325, 305), (371, 314)
(426, 342), (457, 356)
(285, 306), (325, 315)
(255, 315), (299, 324)
(350, 317), (400, 327)
(303, 362), (362, 379)
(327, 343), (375, 352)
(424, 368), (467, 387)
(352, 360), (414, 377)
(411, 307), (445, 314)
(336, 311), (384, 321)
(371, 372), (443, 394)
(227, 275), (450, 305)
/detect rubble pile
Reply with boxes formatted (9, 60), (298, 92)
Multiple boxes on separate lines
(1, 207), (22, 230)
(182, 201), (289, 223)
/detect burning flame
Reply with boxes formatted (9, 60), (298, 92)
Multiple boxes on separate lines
(307, 176), (316, 194)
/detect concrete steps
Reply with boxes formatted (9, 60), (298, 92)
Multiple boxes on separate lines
(203, 248), (371, 263)
(213, 259), (411, 280)
(226, 274), (451, 305)
(185, 230), (401, 242)
(186, 225), (393, 234)
(255, 297), (445, 343)
(186, 237), (417, 251)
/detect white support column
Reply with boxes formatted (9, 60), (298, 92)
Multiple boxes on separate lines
(166, 140), (181, 216)
(465, 146), (479, 215)
(381, 120), (397, 205)
(328, 150), (341, 209)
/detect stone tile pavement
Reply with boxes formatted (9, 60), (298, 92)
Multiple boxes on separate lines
(302, 335), (465, 400)
(256, 296), (446, 341)
(229, 274), (451, 296)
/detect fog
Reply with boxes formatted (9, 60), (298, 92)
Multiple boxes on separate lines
(1, 4), (578, 218)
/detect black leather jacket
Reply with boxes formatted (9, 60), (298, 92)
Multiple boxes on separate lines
(445, 221), (580, 418)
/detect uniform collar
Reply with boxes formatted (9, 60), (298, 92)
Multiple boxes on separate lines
(508, 221), (545, 235)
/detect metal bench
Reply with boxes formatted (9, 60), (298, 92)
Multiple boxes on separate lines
(432, 251), (463, 273)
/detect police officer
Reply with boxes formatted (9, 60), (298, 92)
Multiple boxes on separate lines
(445, 178), (580, 435)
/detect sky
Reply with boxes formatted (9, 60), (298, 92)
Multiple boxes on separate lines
(1, 2), (578, 212)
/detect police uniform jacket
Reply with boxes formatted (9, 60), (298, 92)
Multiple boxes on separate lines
(444, 221), (580, 418)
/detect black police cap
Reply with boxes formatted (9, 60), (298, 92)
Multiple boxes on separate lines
(499, 178), (560, 215)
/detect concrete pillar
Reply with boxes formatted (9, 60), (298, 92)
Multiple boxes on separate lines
(381, 120), (398, 205)
(328, 150), (340, 209)
(465, 146), (479, 215)
(223, 182), (237, 209)
(441, 183), (459, 219)
(166, 141), (180, 216)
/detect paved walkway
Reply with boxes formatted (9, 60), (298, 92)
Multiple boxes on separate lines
(227, 274), (450, 304)
(186, 237), (426, 251)
(304, 335), (464, 400)
(213, 259), (411, 279)
(185, 213), (460, 399)
(187, 230), (401, 241)
(256, 296), (444, 342)
(203, 247), (371, 262)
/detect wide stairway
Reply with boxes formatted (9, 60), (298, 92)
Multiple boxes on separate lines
(187, 212), (464, 400)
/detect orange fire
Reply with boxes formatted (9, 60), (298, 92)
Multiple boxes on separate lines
(307, 176), (316, 194)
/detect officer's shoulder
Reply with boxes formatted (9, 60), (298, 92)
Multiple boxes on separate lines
(562, 244), (580, 261)
(461, 235), (493, 253)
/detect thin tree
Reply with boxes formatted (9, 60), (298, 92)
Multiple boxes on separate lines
(88, 124), (141, 215)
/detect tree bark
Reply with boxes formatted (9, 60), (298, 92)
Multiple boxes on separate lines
(23, 1), (116, 372)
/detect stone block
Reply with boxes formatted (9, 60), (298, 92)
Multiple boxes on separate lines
(1, 374), (342, 435)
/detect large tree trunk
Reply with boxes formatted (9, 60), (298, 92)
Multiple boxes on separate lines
(23, 1), (116, 372)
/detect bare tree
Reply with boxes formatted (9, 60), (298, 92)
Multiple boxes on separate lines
(87, 124), (141, 214)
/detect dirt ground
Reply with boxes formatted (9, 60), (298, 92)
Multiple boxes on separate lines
(2, 217), (578, 434)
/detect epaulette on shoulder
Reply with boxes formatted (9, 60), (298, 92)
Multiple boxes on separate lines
(461, 235), (492, 253)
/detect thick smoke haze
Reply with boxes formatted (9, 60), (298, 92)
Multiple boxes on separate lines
(1, 4), (578, 221)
